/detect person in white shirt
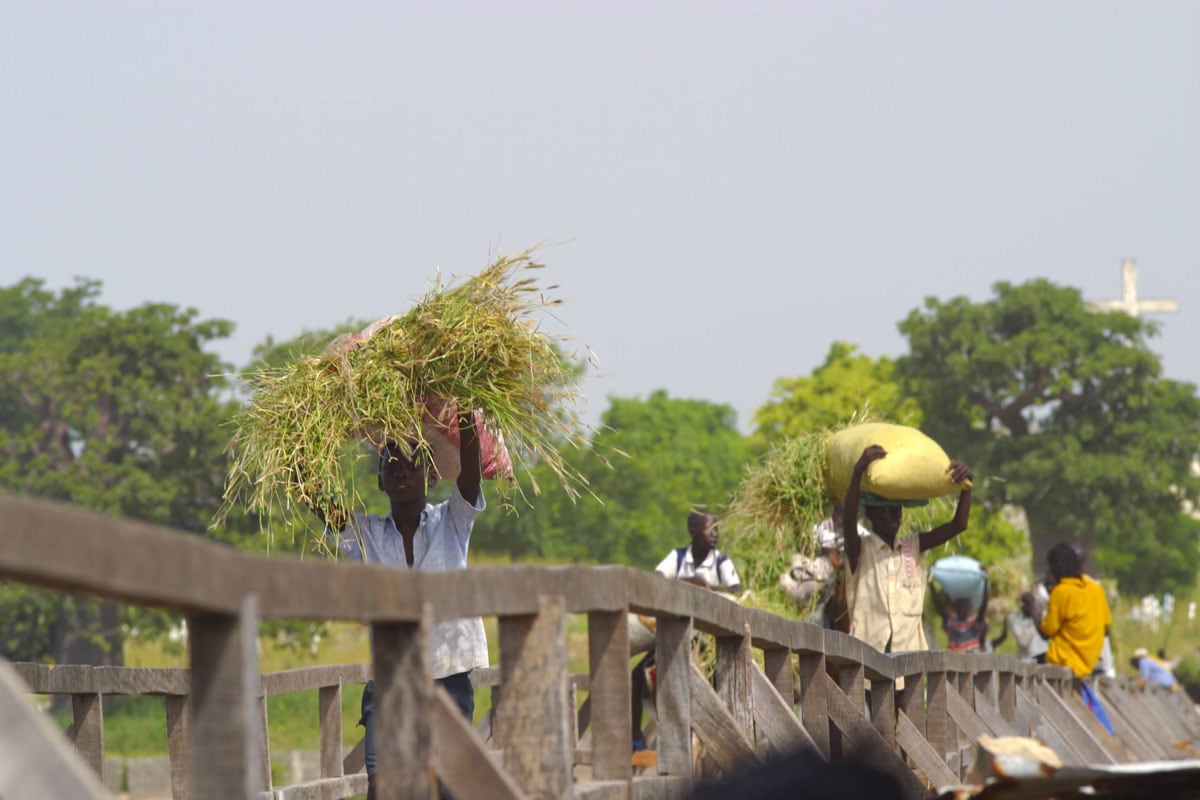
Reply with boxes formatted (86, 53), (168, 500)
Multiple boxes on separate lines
(632, 509), (743, 751)
(652, 509), (743, 594)
(321, 412), (484, 800)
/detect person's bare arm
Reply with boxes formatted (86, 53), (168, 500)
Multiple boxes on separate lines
(930, 583), (953, 620)
(975, 580), (990, 626)
(990, 616), (1008, 650)
(456, 410), (482, 505)
(843, 445), (886, 573)
(918, 460), (973, 552)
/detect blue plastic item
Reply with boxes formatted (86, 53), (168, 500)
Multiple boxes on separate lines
(931, 555), (987, 610)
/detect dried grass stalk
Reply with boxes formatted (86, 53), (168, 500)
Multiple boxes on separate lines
(219, 249), (590, 538)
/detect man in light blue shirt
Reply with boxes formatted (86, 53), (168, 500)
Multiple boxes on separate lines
(325, 411), (484, 800)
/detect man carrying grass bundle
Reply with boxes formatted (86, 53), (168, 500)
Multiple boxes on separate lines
(321, 412), (485, 800)
(841, 444), (974, 653)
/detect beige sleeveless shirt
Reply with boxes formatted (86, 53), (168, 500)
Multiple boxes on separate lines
(845, 525), (928, 653)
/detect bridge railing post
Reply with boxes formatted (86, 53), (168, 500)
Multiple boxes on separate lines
(655, 614), (694, 776)
(586, 609), (632, 782)
(187, 594), (263, 800)
(796, 645), (829, 759)
(318, 680), (344, 779)
(371, 604), (435, 800)
(496, 595), (574, 798)
(714, 625), (754, 742)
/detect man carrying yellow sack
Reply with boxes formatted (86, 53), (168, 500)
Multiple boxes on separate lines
(840, 444), (974, 653)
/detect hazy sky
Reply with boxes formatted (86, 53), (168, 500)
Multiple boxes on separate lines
(3, 2), (1197, 432)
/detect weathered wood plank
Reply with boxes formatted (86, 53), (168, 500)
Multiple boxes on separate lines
(1036, 683), (1121, 764)
(687, 663), (760, 775)
(631, 775), (691, 800)
(496, 596), (574, 799)
(432, 686), (526, 800)
(895, 709), (957, 793)
(970, 692), (1018, 738)
(188, 596), (263, 800)
(1097, 683), (1176, 757)
(828, 661), (865, 760)
(0, 659), (110, 800)
(272, 773), (369, 800)
(261, 664), (370, 696)
(371, 615), (434, 800)
(714, 627), (753, 739)
(0, 495), (830, 649)
(822, 673), (931, 800)
(946, 688), (992, 743)
(165, 694), (191, 800)
(869, 676), (896, 750)
(1094, 694), (1159, 762)
(318, 683), (343, 778)
(797, 651), (830, 758)
(654, 616), (693, 777)
(762, 647), (794, 712)
(748, 663), (819, 756)
(587, 610), (632, 782)
(71, 691), (105, 777)
(925, 671), (950, 763)
(1016, 685), (1084, 767)
(574, 780), (630, 800)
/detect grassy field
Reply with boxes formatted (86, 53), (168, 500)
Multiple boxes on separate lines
(98, 612), (596, 760)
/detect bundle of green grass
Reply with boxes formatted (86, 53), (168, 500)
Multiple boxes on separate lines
(220, 249), (590, 541)
(726, 415), (957, 616)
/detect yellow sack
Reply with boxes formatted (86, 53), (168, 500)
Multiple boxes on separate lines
(826, 422), (970, 502)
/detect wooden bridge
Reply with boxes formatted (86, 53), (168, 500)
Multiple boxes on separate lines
(2, 494), (1198, 800)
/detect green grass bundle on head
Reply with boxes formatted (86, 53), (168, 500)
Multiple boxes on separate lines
(220, 249), (591, 545)
(725, 431), (833, 605)
(725, 410), (888, 613)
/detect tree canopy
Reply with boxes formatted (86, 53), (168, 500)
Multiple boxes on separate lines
(896, 278), (1200, 595)
(472, 390), (751, 568)
(0, 278), (236, 662)
(750, 341), (921, 452)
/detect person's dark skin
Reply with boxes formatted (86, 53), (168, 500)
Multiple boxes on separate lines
(377, 412), (482, 565)
(316, 411), (481, 565)
(932, 581), (992, 648)
(676, 512), (742, 594)
(841, 444), (973, 574)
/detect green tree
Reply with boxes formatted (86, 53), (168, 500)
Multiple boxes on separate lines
(473, 390), (751, 568)
(896, 278), (1200, 595)
(751, 342), (922, 452)
(0, 278), (236, 663)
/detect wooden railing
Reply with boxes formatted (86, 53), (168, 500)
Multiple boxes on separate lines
(1, 494), (1197, 800)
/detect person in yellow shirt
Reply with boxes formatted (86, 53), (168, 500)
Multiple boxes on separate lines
(1040, 541), (1114, 733)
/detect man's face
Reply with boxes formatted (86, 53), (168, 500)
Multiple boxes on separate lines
(380, 444), (434, 502)
(865, 505), (902, 538)
(690, 515), (720, 550)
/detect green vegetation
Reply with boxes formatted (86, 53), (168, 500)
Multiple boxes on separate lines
(898, 278), (1200, 595)
(474, 389), (750, 568)
(750, 341), (922, 453)
(0, 278), (239, 665)
(5, 268), (1200, 769)
(222, 250), (592, 542)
